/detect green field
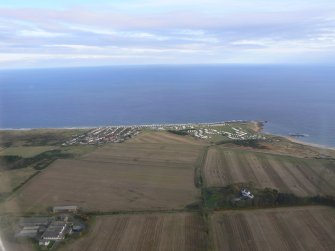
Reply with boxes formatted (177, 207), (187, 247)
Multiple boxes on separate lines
(0, 167), (37, 193)
(0, 146), (57, 158)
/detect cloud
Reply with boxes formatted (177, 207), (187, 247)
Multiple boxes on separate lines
(19, 29), (66, 37)
(0, 0), (335, 67)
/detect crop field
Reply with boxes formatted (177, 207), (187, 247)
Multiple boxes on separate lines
(211, 206), (335, 251)
(204, 147), (335, 196)
(81, 142), (204, 164)
(128, 131), (206, 145)
(63, 213), (208, 251)
(3, 143), (204, 213)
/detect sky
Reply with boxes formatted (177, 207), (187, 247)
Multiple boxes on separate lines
(0, 0), (335, 68)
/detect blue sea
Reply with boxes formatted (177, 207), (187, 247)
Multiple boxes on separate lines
(0, 65), (334, 147)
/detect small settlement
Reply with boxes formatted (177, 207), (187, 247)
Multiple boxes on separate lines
(165, 121), (266, 141)
(15, 206), (83, 248)
(62, 126), (140, 145)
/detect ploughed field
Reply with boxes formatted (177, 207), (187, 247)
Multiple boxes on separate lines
(211, 206), (335, 251)
(128, 131), (206, 145)
(204, 147), (335, 196)
(2, 142), (205, 213)
(63, 213), (208, 251)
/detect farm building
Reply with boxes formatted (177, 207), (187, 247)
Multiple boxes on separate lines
(41, 221), (67, 240)
(53, 205), (78, 213)
(39, 240), (51, 247)
(15, 226), (40, 238)
(19, 217), (50, 227)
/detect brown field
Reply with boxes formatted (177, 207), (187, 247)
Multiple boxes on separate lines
(3, 143), (204, 213)
(204, 147), (335, 196)
(63, 213), (208, 251)
(211, 206), (335, 251)
(128, 131), (207, 145)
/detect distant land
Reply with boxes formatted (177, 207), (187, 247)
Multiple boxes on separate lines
(0, 65), (334, 148)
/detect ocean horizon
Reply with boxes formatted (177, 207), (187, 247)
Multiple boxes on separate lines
(1, 65), (334, 147)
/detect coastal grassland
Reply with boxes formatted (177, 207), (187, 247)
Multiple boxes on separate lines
(127, 131), (207, 145)
(210, 206), (335, 251)
(2, 142), (205, 213)
(229, 134), (335, 158)
(0, 146), (57, 158)
(203, 146), (335, 196)
(62, 213), (208, 251)
(0, 129), (89, 147)
(58, 145), (98, 156)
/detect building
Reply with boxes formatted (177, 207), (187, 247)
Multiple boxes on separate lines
(39, 240), (50, 247)
(53, 205), (78, 214)
(241, 189), (254, 199)
(19, 217), (50, 227)
(41, 221), (67, 240)
(15, 226), (40, 238)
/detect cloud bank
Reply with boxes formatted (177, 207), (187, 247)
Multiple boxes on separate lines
(0, 0), (335, 68)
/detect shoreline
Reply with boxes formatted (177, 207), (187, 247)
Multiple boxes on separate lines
(1, 120), (334, 151)
(0, 120), (253, 131)
(283, 136), (335, 151)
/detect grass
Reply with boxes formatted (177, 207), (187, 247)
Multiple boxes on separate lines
(0, 167), (37, 193)
(59, 145), (98, 156)
(0, 129), (89, 147)
(0, 146), (57, 158)
(202, 183), (335, 210)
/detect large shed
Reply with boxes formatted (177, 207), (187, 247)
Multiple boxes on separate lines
(52, 205), (78, 213)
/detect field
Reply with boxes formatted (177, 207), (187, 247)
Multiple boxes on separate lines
(0, 129), (88, 147)
(1, 239), (35, 251)
(63, 213), (208, 251)
(210, 206), (335, 251)
(204, 147), (335, 196)
(2, 142), (204, 213)
(0, 146), (56, 158)
(127, 131), (207, 145)
(1, 128), (335, 251)
(0, 167), (37, 193)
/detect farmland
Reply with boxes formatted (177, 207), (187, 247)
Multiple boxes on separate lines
(2, 143), (204, 213)
(1, 239), (35, 251)
(127, 131), (207, 145)
(0, 167), (37, 193)
(204, 147), (335, 196)
(0, 125), (335, 251)
(0, 146), (57, 158)
(62, 213), (208, 251)
(211, 206), (335, 251)
(0, 129), (89, 147)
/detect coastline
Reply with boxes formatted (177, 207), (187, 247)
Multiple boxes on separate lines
(283, 136), (335, 151)
(1, 120), (334, 151)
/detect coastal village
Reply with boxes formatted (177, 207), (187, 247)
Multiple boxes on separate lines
(62, 126), (140, 145)
(61, 120), (266, 146)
